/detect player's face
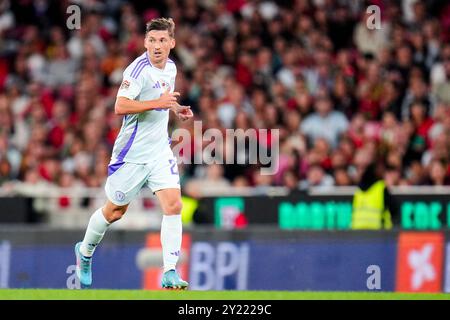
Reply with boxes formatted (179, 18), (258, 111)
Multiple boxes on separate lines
(145, 30), (175, 64)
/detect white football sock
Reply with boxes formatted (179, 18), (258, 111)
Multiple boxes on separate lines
(80, 208), (111, 257)
(161, 214), (182, 273)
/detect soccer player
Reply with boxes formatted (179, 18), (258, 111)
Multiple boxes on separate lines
(74, 18), (193, 289)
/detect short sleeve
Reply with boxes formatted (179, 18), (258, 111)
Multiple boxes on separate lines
(117, 69), (145, 100)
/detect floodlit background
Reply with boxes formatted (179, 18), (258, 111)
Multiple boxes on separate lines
(0, 0), (449, 293)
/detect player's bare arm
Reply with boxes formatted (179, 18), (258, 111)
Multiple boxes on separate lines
(115, 89), (180, 115)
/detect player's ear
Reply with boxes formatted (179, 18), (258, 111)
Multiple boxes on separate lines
(144, 34), (149, 49)
(170, 38), (176, 49)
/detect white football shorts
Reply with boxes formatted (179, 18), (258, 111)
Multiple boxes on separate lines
(105, 149), (180, 206)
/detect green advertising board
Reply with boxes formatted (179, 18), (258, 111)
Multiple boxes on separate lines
(279, 200), (450, 230)
(199, 194), (450, 230)
(401, 201), (450, 230)
(278, 201), (352, 230)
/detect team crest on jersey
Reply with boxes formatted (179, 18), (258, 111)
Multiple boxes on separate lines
(120, 80), (130, 90)
(160, 79), (171, 91)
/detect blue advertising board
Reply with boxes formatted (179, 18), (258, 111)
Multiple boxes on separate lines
(247, 239), (397, 291)
(1, 242), (143, 289)
(1, 229), (400, 291)
(189, 237), (397, 291)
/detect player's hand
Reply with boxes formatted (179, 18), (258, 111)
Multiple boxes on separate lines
(172, 102), (193, 121)
(159, 88), (180, 109)
(177, 108), (194, 121)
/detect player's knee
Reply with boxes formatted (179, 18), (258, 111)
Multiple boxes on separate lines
(104, 206), (127, 223)
(164, 200), (183, 215)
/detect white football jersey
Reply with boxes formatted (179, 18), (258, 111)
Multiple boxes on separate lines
(111, 52), (177, 165)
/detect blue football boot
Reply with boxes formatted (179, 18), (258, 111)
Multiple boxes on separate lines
(161, 269), (188, 290)
(74, 242), (92, 288)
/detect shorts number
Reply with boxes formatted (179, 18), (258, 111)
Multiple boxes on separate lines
(169, 159), (178, 175)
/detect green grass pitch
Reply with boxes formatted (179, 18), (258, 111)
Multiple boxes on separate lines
(0, 289), (449, 300)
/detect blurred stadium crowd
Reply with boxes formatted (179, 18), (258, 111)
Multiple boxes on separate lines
(0, 0), (450, 199)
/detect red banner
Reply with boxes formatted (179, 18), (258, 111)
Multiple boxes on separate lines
(396, 232), (444, 292)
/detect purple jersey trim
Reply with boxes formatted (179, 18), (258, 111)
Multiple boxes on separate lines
(108, 120), (138, 175)
(117, 120), (139, 162)
(131, 61), (149, 79)
(130, 57), (147, 78)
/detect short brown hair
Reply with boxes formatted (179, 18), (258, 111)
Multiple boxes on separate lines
(145, 18), (175, 38)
